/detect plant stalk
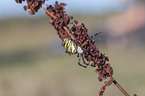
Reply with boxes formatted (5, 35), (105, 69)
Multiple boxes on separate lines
(41, 5), (130, 96)
(112, 78), (129, 96)
(41, 6), (76, 40)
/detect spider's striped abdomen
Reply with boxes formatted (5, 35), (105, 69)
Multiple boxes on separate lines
(62, 38), (76, 53)
(62, 38), (83, 54)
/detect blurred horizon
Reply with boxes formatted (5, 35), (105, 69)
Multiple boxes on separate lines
(0, 0), (136, 19)
(0, 0), (145, 96)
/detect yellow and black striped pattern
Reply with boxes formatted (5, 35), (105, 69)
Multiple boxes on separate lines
(62, 38), (76, 53)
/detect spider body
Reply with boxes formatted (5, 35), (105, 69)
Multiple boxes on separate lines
(62, 38), (83, 54)
(62, 32), (101, 68)
(62, 38), (90, 68)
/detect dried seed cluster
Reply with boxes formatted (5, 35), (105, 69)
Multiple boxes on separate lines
(15, 0), (25, 3)
(47, 2), (113, 81)
(47, 2), (72, 40)
(47, 3), (113, 95)
(16, 0), (45, 14)
(15, 1), (114, 96)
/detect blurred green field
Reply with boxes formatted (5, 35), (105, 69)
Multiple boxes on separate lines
(0, 16), (145, 96)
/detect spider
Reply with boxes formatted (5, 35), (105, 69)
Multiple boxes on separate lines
(62, 32), (101, 68)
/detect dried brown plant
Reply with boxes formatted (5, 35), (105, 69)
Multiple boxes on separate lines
(15, 1), (137, 96)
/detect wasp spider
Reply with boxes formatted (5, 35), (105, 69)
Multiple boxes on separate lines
(62, 32), (101, 68)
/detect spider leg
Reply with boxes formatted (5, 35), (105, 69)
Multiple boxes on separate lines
(77, 54), (87, 68)
(81, 53), (90, 67)
(81, 32), (102, 47)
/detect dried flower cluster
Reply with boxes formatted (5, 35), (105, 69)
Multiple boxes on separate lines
(47, 1), (113, 81)
(46, 2), (72, 39)
(15, 1), (132, 96)
(16, 0), (45, 14)
(47, 2), (113, 95)
(15, 0), (25, 3)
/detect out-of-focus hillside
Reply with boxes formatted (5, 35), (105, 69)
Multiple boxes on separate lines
(0, 15), (111, 65)
(0, 13), (145, 96)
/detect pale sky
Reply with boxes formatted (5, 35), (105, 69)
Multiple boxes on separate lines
(0, 0), (133, 19)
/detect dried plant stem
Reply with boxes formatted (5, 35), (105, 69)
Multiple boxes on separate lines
(112, 78), (129, 96)
(41, 6), (129, 96)
(41, 6), (76, 40)
(63, 26), (76, 40)
(41, 6), (56, 19)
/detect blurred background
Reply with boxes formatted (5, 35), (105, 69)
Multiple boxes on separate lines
(0, 0), (145, 96)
